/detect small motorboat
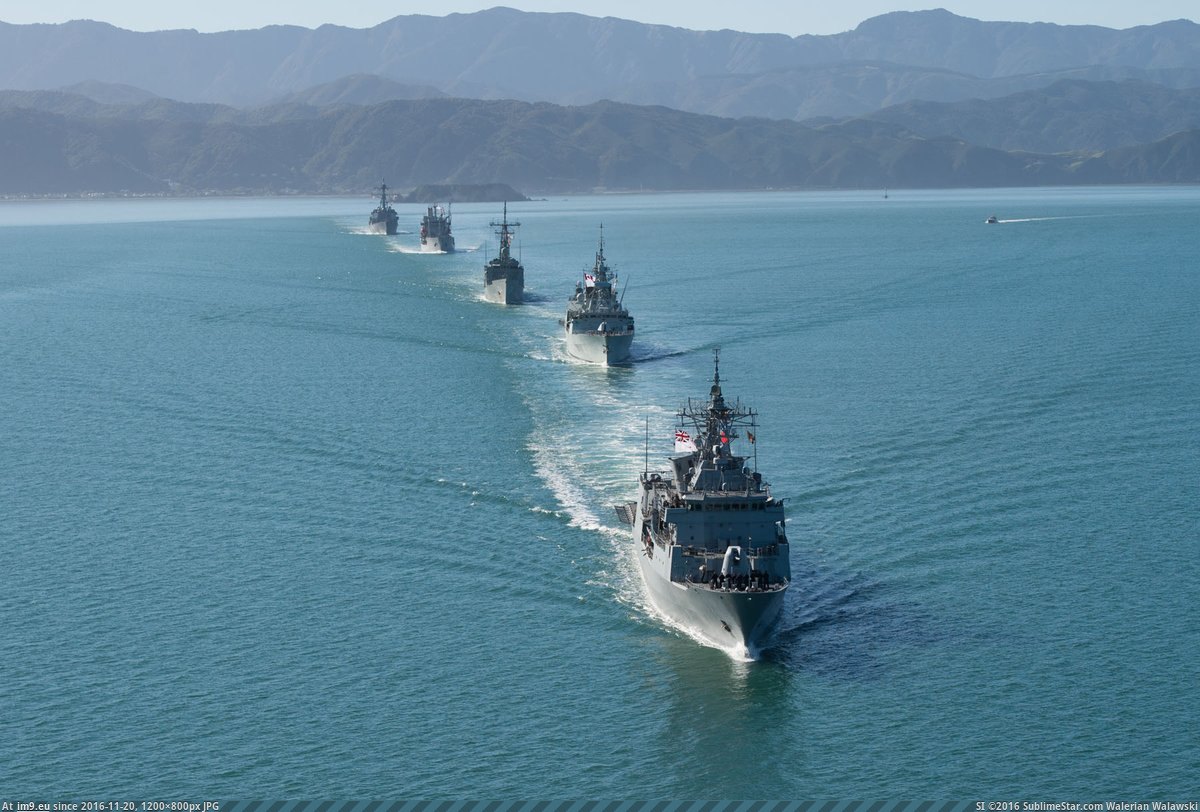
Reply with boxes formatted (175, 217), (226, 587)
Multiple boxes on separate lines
(986, 215), (999, 224)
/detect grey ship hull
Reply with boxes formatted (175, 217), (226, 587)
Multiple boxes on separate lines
(564, 328), (633, 365)
(636, 542), (785, 659)
(420, 236), (455, 253)
(484, 269), (523, 304)
(367, 218), (397, 235)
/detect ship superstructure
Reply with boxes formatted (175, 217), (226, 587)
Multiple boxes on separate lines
(562, 227), (633, 364)
(483, 203), (523, 304)
(616, 350), (790, 658)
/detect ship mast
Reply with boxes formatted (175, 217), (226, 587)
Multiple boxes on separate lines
(594, 224), (608, 282)
(707, 347), (727, 458)
(644, 416), (650, 476)
(677, 347), (757, 465)
(489, 201), (520, 262)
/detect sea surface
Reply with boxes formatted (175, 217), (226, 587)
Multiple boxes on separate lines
(2, 188), (1198, 798)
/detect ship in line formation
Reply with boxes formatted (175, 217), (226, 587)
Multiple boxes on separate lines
(420, 204), (455, 252)
(366, 186), (455, 251)
(616, 349), (790, 658)
(478, 211), (633, 365)
(366, 186), (635, 365)
(367, 182), (399, 235)
(367, 190), (792, 657)
(561, 227), (634, 365)
(482, 203), (523, 305)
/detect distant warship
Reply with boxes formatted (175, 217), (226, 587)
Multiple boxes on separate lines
(367, 182), (398, 235)
(483, 203), (523, 305)
(562, 227), (633, 364)
(419, 204), (455, 252)
(615, 350), (790, 658)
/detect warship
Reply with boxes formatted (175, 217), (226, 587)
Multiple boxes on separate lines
(419, 203), (455, 252)
(367, 182), (398, 235)
(562, 227), (633, 364)
(615, 350), (790, 658)
(483, 203), (523, 304)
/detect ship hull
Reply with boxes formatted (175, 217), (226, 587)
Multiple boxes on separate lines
(367, 219), (397, 235)
(636, 549), (785, 658)
(420, 236), (455, 253)
(564, 329), (633, 365)
(484, 272), (524, 305)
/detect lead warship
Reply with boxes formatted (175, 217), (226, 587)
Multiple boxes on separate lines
(367, 182), (398, 235)
(615, 350), (790, 658)
(483, 203), (523, 304)
(419, 203), (455, 252)
(562, 227), (633, 364)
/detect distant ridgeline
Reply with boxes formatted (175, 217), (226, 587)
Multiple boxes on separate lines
(4, 7), (1200, 194)
(2, 90), (1200, 195)
(401, 184), (529, 203)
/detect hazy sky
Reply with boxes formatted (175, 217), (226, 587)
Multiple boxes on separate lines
(0, 1), (1195, 35)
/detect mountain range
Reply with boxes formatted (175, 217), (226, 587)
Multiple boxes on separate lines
(3, 89), (1198, 195)
(857, 78), (1200, 152)
(3, 9), (1200, 114)
(2, 8), (1199, 194)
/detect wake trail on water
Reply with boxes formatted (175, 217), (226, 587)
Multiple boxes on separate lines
(991, 215), (1107, 224)
(387, 243), (441, 254)
(527, 439), (605, 532)
(517, 370), (746, 650)
(391, 243), (481, 254)
(341, 224), (415, 236)
(527, 426), (652, 618)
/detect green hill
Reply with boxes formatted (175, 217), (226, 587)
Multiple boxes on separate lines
(2, 92), (1198, 196)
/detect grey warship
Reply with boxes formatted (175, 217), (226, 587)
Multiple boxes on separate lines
(483, 203), (523, 304)
(367, 182), (398, 235)
(615, 350), (790, 658)
(563, 227), (633, 364)
(419, 203), (455, 252)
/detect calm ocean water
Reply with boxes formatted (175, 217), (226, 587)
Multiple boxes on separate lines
(2, 188), (1198, 797)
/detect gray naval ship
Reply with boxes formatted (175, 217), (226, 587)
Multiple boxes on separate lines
(562, 227), (633, 364)
(483, 203), (523, 304)
(615, 350), (790, 658)
(367, 182), (398, 235)
(419, 204), (455, 252)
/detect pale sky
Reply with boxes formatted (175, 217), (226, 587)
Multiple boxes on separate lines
(0, 1), (1195, 35)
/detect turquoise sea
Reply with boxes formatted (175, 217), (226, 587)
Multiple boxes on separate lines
(2, 188), (1198, 797)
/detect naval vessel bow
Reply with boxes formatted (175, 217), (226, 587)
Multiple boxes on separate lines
(562, 227), (633, 364)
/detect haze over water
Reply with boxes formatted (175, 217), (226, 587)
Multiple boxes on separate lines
(3, 187), (1198, 796)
